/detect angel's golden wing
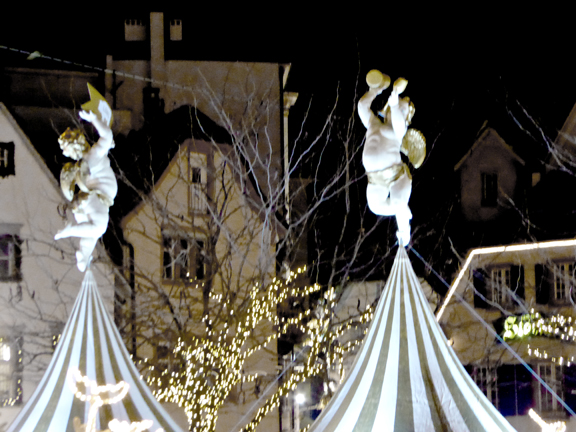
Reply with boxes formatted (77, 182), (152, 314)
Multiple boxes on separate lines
(60, 162), (77, 202)
(401, 129), (426, 169)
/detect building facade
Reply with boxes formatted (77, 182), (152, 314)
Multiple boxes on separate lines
(0, 103), (115, 426)
(438, 239), (576, 431)
(103, 11), (293, 431)
(105, 11), (287, 203)
(431, 106), (576, 430)
(120, 134), (282, 431)
(1, 11), (298, 430)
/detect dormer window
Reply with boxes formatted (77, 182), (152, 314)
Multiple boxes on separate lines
(190, 152), (207, 214)
(170, 19), (183, 41)
(125, 19), (146, 41)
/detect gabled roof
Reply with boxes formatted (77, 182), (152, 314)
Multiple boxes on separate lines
(116, 104), (286, 238)
(551, 100), (576, 168)
(454, 127), (525, 172)
(555, 101), (576, 149)
(114, 104), (231, 197)
(0, 103), (60, 192)
(309, 247), (515, 431)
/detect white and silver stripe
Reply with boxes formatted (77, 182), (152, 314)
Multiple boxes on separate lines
(309, 247), (516, 432)
(8, 270), (184, 432)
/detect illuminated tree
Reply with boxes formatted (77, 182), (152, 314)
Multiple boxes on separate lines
(106, 74), (396, 432)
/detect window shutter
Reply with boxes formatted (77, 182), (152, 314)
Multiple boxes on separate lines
(14, 236), (21, 280)
(473, 268), (489, 309)
(195, 240), (205, 280)
(510, 265), (524, 301)
(162, 236), (172, 279)
(535, 264), (551, 304)
(178, 239), (189, 280)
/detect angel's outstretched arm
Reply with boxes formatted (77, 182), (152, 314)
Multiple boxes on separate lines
(79, 109), (114, 160)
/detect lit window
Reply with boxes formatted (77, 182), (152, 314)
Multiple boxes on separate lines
(124, 18), (146, 41)
(554, 262), (574, 303)
(0, 344), (9, 361)
(0, 342), (11, 400)
(190, 152), (207, 214)
(50, 323), (64, 353)
(170, 19), (183, 41)
(537, 363), (563, 412)
(481, 172), (498, 207)
(0, 337), (22, 406)
(471, 366), (498, 407)
(0, 234), (21, 282)
(162, 235), (205, 282)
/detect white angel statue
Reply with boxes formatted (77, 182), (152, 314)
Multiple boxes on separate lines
(358, 70), (425, 246)
(54, 84), (117, 271)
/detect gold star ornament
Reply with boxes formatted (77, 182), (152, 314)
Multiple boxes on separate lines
(81, 83), (113, 127)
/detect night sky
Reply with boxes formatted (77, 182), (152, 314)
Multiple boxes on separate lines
(2, 10), (573, 141)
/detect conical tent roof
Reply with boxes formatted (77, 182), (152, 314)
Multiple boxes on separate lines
(8, 270), (184, 432)
(309, 247), (516, 432)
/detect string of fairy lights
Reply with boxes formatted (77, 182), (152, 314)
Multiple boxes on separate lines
(67, 369), (161, 432)
(503, 310), (576, 342)
(529, 409), (566, 432)
(138, 265), (375, 432)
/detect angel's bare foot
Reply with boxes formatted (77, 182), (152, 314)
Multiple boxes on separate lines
(396, 207), (411, 247)
(76, 250), (92, 272)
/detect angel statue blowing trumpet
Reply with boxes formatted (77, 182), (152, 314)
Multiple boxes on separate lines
(358, 69), (425, 246)
(54, 84), (117, 272)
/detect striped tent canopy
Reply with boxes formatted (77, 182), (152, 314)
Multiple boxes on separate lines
(309, 247), (516, 432)
(8, 270), (184, 432)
